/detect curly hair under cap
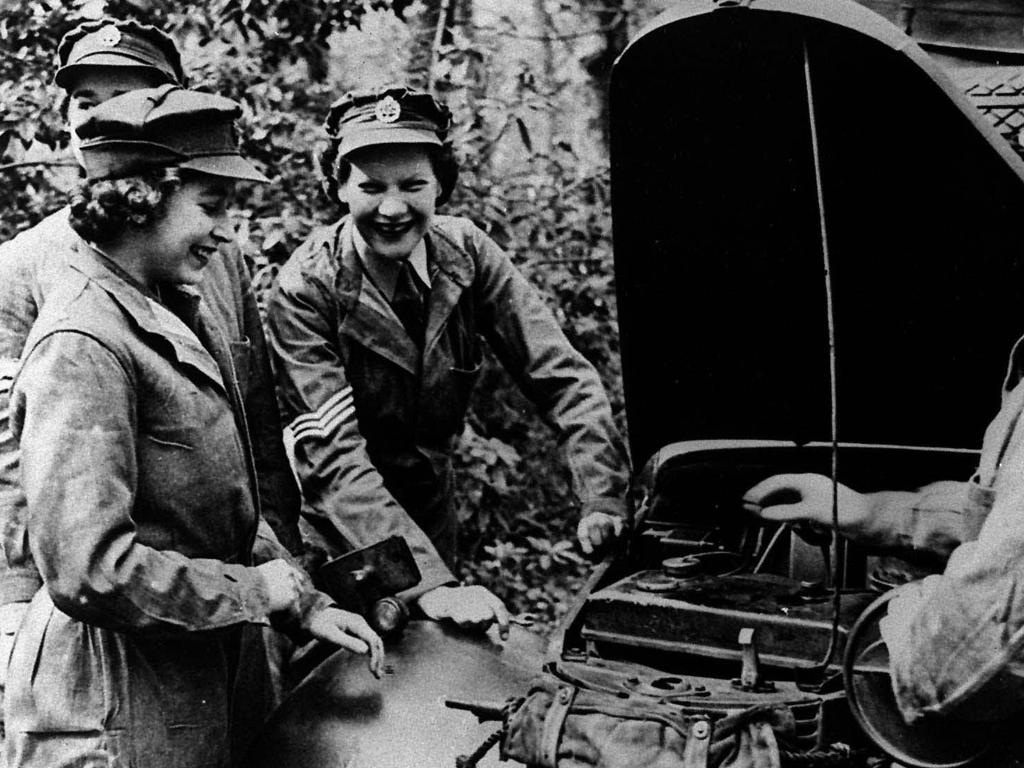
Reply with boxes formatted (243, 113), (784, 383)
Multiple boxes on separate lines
(316, 140), (459, 213)
(69, 168), (181, 244)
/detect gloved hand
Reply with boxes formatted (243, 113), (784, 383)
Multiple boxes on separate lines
(743, 473), (873, 543)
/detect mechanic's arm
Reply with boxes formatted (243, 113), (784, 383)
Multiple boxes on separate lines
(743, 473), (966, 559)
(464, 223), (632, 553)
(267, 252), (508, 636)
(879, 453), (1024, 722)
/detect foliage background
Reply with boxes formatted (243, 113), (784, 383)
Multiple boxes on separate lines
(0, 0), (665, 634)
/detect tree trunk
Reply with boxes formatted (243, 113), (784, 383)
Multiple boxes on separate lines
(581, 0), (629, 151)
(406, 0), (464, 91)
(532, 0), (556, 154)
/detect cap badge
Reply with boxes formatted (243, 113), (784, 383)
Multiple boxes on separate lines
(97, 25), (122, 47)
(374, 95), (401, 124)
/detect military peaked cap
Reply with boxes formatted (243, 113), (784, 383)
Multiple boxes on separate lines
(55, 18), (185, 89)
(76, 84), (268, 183)
(325, 85), (453, 156)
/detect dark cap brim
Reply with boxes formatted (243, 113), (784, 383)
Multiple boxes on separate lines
(339, 127), (442, 157)
(54, 59), (177, 89)
(179, 155), (270, 184)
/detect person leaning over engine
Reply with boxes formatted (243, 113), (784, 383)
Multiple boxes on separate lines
(267, 85), (632, 633)
(744, 337), (1024, 727)
(0, 17), (302, 690)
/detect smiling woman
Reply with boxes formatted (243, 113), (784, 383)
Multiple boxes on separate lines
(70, 169), (236, 288)
(4, 83), (384, 768)
(266, 85), (631, 643)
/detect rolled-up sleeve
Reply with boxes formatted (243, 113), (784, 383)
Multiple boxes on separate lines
(12, 331), (273, 633)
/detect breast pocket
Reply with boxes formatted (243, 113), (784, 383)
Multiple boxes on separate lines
(448, 349), (483, 424)
(138, 376), (235, 520)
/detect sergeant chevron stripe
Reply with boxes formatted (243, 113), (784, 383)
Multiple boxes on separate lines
(289, 386), (355, 443)
(0, 357), (16, 396)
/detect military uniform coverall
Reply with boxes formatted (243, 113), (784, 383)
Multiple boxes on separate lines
(0, 209), (302, 611)
(268, 215), (631, 590)
(5, 241), (327, 767)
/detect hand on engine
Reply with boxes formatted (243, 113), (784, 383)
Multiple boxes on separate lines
(743, 473), (872, 541)
(577, 511), (625, 556)
(308, 606), (385, 678)
(417, 585), (510, 639)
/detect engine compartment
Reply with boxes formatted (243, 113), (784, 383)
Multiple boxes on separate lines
(549, 441), (979, 756)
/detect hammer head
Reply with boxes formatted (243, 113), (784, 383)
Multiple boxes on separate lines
(315, 535), (422, 617)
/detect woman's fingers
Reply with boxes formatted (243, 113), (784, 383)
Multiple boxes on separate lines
(416, 585), (511, 637)
(309, 608), (385, 677)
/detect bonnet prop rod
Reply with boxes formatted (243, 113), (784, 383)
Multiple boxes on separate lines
(803, 36), (844, 674)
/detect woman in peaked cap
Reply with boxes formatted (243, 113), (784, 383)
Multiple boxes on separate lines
(4, 85), (383, 768)
(267, 85), (632, 633)
(0, 17), (304, 715)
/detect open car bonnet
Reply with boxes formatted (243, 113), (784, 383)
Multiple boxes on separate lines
(611, 0), (1024, 470)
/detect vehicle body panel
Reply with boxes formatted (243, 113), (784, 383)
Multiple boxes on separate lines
(250, 622), (544, 768)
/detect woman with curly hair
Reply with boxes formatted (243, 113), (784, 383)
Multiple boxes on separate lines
(4, 84), (383, 768)
(267, 85), (632, 634)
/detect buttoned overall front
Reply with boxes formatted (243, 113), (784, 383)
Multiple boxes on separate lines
(4, 243), (296, 768)
(268, 216), (631, 592)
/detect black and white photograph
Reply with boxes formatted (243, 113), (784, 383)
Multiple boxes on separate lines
(2, 1), (1024, 766)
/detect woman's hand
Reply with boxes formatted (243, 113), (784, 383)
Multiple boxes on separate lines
(743, 473), (872, 541)
(417, 585), (510, 639)
(308, 606), (385, 678)
(577, 511), (624, 556)
(256, 558), (305, 614)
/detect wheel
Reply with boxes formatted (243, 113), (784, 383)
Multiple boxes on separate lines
(842, 585), (992, 768)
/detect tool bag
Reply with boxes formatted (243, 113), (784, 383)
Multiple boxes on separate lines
(500, 666), (796, 768)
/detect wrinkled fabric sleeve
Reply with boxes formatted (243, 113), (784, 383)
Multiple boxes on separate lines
(859, 481), (967, 559)
(12, 331), (273, 634)
(882, 473), (1024, 720)
(267, 255), (455, 598)
(251, 517), (333, 641)
(232, 252), (304, 554)
(463, 224), (632, 520)
(0, 250), (43, 607)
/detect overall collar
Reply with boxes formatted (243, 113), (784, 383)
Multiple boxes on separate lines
(352, 223), (430, 300)
(68, 240), (226, 394)
(334, 217), (474, 375)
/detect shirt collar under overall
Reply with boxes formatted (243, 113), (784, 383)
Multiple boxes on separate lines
(350, 223), (431, 300)
(84, 240), (205, 347)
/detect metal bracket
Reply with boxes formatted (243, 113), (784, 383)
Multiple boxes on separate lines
(731, 627), (776, 693)
(682, 717), (711, 767)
